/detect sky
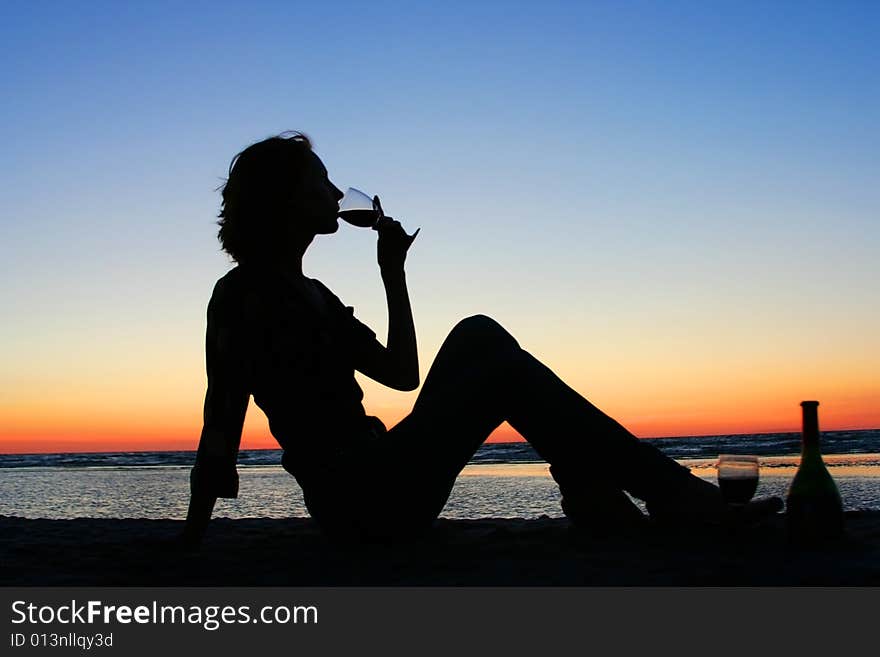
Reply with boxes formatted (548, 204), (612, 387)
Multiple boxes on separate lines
(1, 1), (878, 453)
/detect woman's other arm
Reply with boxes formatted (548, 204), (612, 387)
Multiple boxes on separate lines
(183, 280), (250, 547)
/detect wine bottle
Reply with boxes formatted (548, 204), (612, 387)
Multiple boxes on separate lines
(785, 401), (844, 542)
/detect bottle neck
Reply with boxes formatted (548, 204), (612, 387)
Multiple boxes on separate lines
(801, 402), (820, 449)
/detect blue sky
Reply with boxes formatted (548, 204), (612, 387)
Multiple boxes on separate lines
(2, 1), (878, 447)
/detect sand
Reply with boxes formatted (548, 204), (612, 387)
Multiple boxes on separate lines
(2, 512), (878, 586)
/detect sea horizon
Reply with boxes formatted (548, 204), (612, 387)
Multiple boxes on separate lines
(2, 428), (878, 462)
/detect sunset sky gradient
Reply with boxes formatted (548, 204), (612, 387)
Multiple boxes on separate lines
(2, 1), (878, 453)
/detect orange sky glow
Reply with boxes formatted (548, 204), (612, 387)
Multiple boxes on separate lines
(2, 391), (876, 454)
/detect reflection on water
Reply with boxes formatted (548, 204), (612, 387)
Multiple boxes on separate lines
(460, 463), (552, 478)
(1, 454), (878, 520)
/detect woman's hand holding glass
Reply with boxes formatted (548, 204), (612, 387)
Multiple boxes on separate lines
(338, 187), (418, 271)
(374, 197), (419, 272)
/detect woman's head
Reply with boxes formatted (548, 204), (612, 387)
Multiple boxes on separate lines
(217, 132), (343, 263)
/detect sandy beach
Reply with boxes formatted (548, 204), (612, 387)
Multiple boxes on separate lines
(2, 512), (878, 586)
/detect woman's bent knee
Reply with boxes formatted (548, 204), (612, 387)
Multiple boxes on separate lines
(452, 314), (503, 336)
(448, 314), (519, 351)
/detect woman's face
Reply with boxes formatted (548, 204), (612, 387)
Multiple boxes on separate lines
(291, 152), (344, 237)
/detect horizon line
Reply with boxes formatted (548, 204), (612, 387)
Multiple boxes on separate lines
(1, 426), (878, 457)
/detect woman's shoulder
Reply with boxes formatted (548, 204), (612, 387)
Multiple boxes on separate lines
(308, 279), (375, 338)
(308, 278), (350, 313)
(208, 265), (268, 318)
(211, 266), (246, 302)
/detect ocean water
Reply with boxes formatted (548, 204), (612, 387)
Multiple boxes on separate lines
(1, 431), (878, 520)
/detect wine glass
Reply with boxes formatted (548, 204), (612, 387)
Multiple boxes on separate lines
(338, 187), (382, 228)
(717, 454), (759, 506)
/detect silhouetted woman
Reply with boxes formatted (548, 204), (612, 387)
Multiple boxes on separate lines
(184, 133), (779, 544)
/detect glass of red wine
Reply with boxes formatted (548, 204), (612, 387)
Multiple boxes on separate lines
(717, 454), (760, 505)
(338, 187), (382, 228)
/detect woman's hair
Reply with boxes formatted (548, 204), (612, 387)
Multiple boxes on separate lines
(217, 131), (313, 263)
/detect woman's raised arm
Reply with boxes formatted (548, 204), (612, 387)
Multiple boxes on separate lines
(352, 215), (420, 391)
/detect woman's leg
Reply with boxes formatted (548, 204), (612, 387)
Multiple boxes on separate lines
(386, 315), (708, 527)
